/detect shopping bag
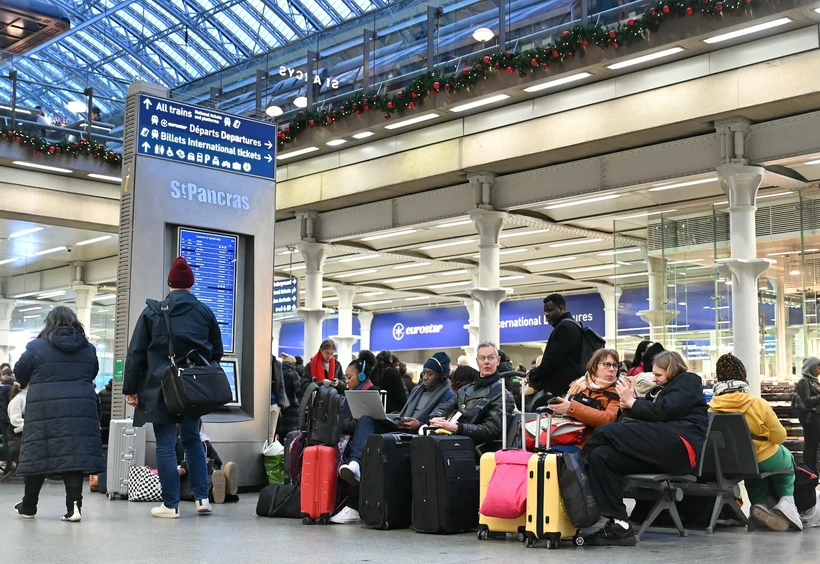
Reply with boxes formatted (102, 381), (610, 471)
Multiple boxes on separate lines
(263, 439), (286, 484)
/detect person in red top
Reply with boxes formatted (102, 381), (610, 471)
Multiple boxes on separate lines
(626, 340), (653, 377)
(303, 339), (345, 395)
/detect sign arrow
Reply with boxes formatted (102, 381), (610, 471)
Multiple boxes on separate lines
(265, 140), (273, 149)
(143, 98), (152, 109)
(265, 154), (273, 163)
(141, 141), (150, 151)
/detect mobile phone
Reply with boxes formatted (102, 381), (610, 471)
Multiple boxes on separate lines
(547, 397), (563, 405)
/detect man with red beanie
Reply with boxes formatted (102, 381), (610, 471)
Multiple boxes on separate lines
(123, 256), (226, 519)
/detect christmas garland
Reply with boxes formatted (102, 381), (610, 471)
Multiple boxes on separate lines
(277, 0), (753, 147)
(1, 125), (123, 167)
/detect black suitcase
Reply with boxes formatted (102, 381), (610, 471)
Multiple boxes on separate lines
(256, 483), (302, 518)
(411, 433), (478, 534)
(283, 430), (302, 485)
(361, 433), (414, 530)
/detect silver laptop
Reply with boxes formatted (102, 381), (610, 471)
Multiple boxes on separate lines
(345, 390), (396, 426)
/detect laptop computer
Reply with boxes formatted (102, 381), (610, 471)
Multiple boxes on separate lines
(345, 390), (398, 427)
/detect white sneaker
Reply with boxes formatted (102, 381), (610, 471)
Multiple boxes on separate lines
(751, 503), (789, 532)
(196, 499), (212, 514)
(800, 506), (820, 528)
(338, 461), (360, 484)
(329, 506), (361, 524)
(773, 497), (804, 531)
(61, 501), (82, 522)
(151, 504), (180, 519)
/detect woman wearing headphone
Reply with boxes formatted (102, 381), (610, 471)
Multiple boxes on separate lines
(344, 351), (379, 392)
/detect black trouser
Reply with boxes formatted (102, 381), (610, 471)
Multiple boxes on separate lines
(800, 412), (820, 471)
(22, 471), (84, 514)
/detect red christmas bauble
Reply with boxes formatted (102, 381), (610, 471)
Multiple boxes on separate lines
(506, 51), (513, 58)
(461, 68), (469, 75)
(552, 50), (560, 58)
(48, 147), (55, 153)
(685, 6), (694, 15)
(411, 92), (418, 98)
(601, 45), (608, 51)
(662, 4), (670, 13)
(494, 62), (501, 69)
(433, 81), (441, 89)
(384, 114), (390, 120)
(483, 56), (490, 64)
(309, 119), (315, 127)
(531, 58), (538, 66)
(628, 18), (635, 26)
(397, 92), (403, 99)
(477, 64), (483, 71)
(285, 126), (291, 132)
(745, 0), (751, 3)
(326, 117), (333, 124)
(506, 66), (514, 73)
(702, 0), (709, 4)
(609, 30), (617, 38)
(35, 151), (41, 156)
(716, 2), (723, 9)
(444, 84), (450, 91)
(541, 63), (549, 70)
(650, 8), (657, 15)
(364, 105), (370, 111)
(356, 110), (361, 115)
(568, 52), (574, 59)
(562, 30), (569, 37)
(15, 136), (21, 142)
(582, 40), (589, 46)
(613, 42), (619, 49)
(409, 102), (416, 109)
(73, 141), (78, 147)
(372, 96), (379, 102)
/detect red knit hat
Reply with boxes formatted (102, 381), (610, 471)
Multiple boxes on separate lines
(167, 256), (195, 289)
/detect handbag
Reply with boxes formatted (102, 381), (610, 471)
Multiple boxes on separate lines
(524, 417), (586, 451)
(160, 302), (233, 418)
(128, 466), (163, 502)
(557, 452), (600, 528)
(256, 483), (302, 518)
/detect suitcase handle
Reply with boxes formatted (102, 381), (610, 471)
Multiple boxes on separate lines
(534, 407), (554, 451)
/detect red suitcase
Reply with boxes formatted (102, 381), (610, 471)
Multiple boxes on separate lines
(300, 445), (338, 524)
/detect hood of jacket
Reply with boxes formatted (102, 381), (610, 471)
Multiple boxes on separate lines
(44, 326), (89, 353)
(146, 290), (199, 317)
(709, 391), (754, 413)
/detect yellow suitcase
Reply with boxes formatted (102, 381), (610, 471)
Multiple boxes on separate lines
(524, 407), (584, 549)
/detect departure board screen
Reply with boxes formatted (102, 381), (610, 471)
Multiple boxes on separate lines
(178, 228), (238, 353)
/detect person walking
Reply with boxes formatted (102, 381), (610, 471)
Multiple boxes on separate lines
(795, 357), (820, 471)
(529, 293), (584, 397)
(13, 307), (105, 522)
(123, 256), (226, 519)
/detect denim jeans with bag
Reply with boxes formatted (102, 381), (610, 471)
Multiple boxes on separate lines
(154, 416), (209, 508)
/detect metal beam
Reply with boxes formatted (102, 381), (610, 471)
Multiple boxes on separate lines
(505, 211), (646, 248)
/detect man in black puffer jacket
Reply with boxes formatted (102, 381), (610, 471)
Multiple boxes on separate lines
(428, 341), (513, 448)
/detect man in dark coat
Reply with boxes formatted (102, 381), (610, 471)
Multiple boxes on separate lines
(276, 354), (301, 440)
(13, 306), (105, 521)
(98, 379), (113, 446)
(529, 293), (584, 397)
(123, 256), (223, 519)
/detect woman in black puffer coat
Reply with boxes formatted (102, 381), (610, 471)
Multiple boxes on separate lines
(13, 306), (105, 522)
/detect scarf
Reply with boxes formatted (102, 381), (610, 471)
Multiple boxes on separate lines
(310, 351), (335, 383)
(714, 379), (750, 396)
(399, 378), (451, 421)
(573, 374), (615, 393)
(473, 371), (501, 391)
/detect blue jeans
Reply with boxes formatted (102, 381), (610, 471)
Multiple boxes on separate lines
(348, 416), (396, 465)
(154, 417), (209, 508)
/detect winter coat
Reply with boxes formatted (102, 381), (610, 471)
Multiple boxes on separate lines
(429, 373), (514, 446)
(530, 312), (584, 397)
(98, 382), (112, 443)
(380, 366), (408, 413)
(277, 361), (302, 439)
(271, 357), (289, 409)
(8, 389), (26, 433)
(795, 376), (820, 414)
(566, 387), (620, 448)
(13, 328), (105, 476)
(303, 359), (345, 396)
(709, 392), (786, 463)
(123, 290), (224, 427)
(0, 384), (11, 427)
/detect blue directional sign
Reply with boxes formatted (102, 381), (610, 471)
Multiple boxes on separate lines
(273, 277), (299, 314)
(137, 94), (276, 180)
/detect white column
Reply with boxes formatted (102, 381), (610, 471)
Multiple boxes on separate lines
(775, 275), (789, 378)
(638, 256), (678, 344)
(715, 164), (772, 397)
(470, 208), (509, 347)
(331, 285), (359, 364)
(0, 298), (15, 364)
(357, 311), (373, 352)
(297, 242), (330, 357)
(599, 288), (622, 347)
(71, 283), (97, 338)
(462, 295), (479, 366)
(271, 319), (283, 357)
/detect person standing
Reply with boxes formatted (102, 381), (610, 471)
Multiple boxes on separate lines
(795, 357), (820, 471)
(0, 369), (13, 474)
(123, 256), (225, 519)
(276, 354), (302, 439)
(98, 379), (113, 446)
(303, 339), (346, 395)
(375, 350), (408, 413)
(529, 293), (584, 397)
(13, 307), (105, 521)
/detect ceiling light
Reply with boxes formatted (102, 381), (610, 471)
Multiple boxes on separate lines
(293, 96), (307, 108)
(428, 281), (471, 290)
(548, 238), (603, 248)
(76, 235), (113, 246)
(545, 194), (620, 210)
(523, 72), (592, 93)
(768, 249), (819, 256)
(23, 315), (40, 319)
(276, 147), (319, 160)
(419, 239), (476, 250)
(440, 269), (467, 276)
(92, 294), (116, 301)
(12, 161), (72, 173)
(804, 158), (820, 165)
(13, 291), (40, 298)
(33, 246), (66, 256)
(405, 296), (429, 301)
(756, 191), (793, 200)
(352, 131), (374, 139)
(607, 47), (685, 70)
(0, 258), (20, 265)
(523, 256), (577, 266)
(648, 177), (716, 192)
(790, 270), (801, 276)
(324, 296), (339, 302)
(88, 173), (122, 182)
(326, 139), (347, 147)
(472, 27), (494, 42)
(567, 264), (615, 273)
(334, 268), (378, 279)
(66, 100), (86, 113)
(265, 105), (283, 117)
(669, 259), (703, 265)
(608, 272), (648, 279)
(384, 275), (427, 284)
(9, 226), (44, 239)
(500, 229), (549, 239)
(617, 209), (677, 220)
(362, 229), (417, 241)
(361, 291), (385, 297)
(384, 113), (439, 130)
(393, 262), (431, 270)
(17, 306), (41, 312)
(338, 254), (379, 263)
(0, 105), (31, 114)
(450, 94), (510, 113)
(687, 265), (712, 270)
(38, 290), (67, 298)
(598, 248), (642, 256)
(703, 17), (792, 44)
(358, 300), (393, 307)
(436, 219), (472, 228)
(474, 248), (530, 258)
(282, 265), (305, 271)
(499, 275), (526, 282)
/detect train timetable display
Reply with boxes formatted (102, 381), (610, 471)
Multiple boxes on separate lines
(178, 228), (238, 353)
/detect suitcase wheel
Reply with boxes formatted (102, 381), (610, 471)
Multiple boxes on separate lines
(477, 530), (487, 541)
(573, 534), (585, 547)
(302, 517), (313, 525)
(381, 522), (389, 531)
(546, 539), (559, 549)
(524, 537), (534, 549)
(518, 532), (526, 543)
(318, 515), (330, 525)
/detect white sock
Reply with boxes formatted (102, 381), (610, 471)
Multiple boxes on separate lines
(613, 518), (629, 529)
(781, 496), (795, 505)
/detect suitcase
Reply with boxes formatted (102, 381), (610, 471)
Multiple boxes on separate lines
(361, 433), (414, 530)
(305, 386), (342, 447)
(411, 432), (479, 534)
(283, 430), (302, 485)
(478, 375), (529, 541)
(524, 407), (583, 549)
(300, 445), (338, 524)
(106, 419), (146, 500)
(256, 483), (302, 518)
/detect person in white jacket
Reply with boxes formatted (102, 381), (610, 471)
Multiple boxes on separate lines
(8, 383), (26, 434)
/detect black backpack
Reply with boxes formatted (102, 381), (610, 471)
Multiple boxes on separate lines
(305, 386), (342, 447)
(560, 318), (606, 373)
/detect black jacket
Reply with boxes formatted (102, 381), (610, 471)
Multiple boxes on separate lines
(271, 357), (289, 410)
(123, 290), (223, 427)
(530, 312), (583, 396)
(380, 366), (408, 414)
(0, 384), (10, 427)
(14, 328), (105, 476)
(98, 381), (112, 443)
(796, 377), (820, 413)
(429, 373), (513, 446)
(277, 361), (302, 439)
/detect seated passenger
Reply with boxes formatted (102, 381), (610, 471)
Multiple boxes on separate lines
(450, 364), (478, 394)
(709, 353), (802, 531)
(339, 351), (380, 436)
(548, 348), (620, 448)
(582, 350), (708, 546)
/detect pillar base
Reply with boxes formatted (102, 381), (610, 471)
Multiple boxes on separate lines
(637, 308), (680, 342)
(715, 258), (773, 282)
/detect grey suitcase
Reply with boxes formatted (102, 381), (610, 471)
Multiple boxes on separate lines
(106, 418), (146, 500)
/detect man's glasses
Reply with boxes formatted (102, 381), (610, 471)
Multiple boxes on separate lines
(477, 355), (498, 362)
(599, 362), (618, 370)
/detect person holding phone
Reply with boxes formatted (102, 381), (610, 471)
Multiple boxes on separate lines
(302, 339), (346, 396)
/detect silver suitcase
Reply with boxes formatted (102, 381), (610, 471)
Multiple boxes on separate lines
(106, 418), (146, 500)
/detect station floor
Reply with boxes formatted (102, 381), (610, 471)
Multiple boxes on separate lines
(1, 480), (818, 564)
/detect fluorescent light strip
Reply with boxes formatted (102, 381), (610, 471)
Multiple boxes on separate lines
(473, 248), (529, 258)
(523, 72), (592, 93)
(703, 17), (792, 44)
(805, 158), (820, 165)
(669, 259), (703, 265)
(436, 219), (472, 228)
(567, 264), (615, 273)
(38, 290), (66, 298)
(598, 248), (642, 256)
(393, 262), (431, 270)
(545, 194), (620, 210)
(276, 147), (319, 160)
(88, 173), (122, 182)
(440, 269), (468, 276)
(0, 258), (20, 265)
(384, 113), (439, 130)
(607, 47), (685, 70)
(338, 255), (379, 263)
(12, 161), (72, 173)
(17, 306), (41, 312)
(76, 235), (113, 246)
(282, 265), (305, 271)
(768, 249), (819, 257)
(500, 229), (549, 239)
(92, 294), (116, 301)
(405, 296), (429, 301)
(450, 94), (510, 113)
(13, 291), (40, 298)
(357, 300), (392, 306)
(0, 105), (32, 114)
(428, 281), (470, 289)
(523, 256), (577, 267)
(33, 246), (66, 256)
(499, 275), (526, 282)
(23, 315), (40, 319)
(419, 239), (476, 250)
(549, 238), (603, 248)
(756, 191), (793, 200)
(362, 229), (417, 241)
(334, 268), (378, 279)
(648, 177), (716, 192)
(9, 226), (44, 238)
(608, 272), (648, 279)
(361, 291), (385, 297)
(617, 209), (677, 220)
(384, 275), (427, 284)
(326, 139), (347, 147)
(352, 131), (374, 139)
